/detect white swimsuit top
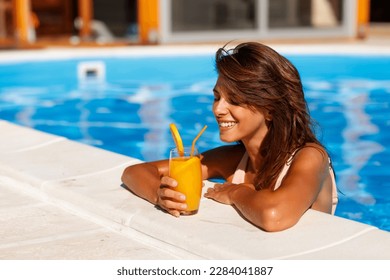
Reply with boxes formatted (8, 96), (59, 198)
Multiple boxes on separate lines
(232, 152), (338, 214)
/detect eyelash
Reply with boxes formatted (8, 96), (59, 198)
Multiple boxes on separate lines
(213, 90), (240, 105)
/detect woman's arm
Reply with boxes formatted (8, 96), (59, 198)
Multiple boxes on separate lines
(121, 160), (166, 204)
(204, 146), (330, 231)
(200, 144), (246, 181)
(121, 144), (244, 217)
(121, 160), (187, 217)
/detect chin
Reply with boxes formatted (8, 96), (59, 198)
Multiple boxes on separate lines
(219, 134), (238, 143)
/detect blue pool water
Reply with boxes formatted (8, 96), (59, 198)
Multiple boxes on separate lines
(0, 50), (389, 231)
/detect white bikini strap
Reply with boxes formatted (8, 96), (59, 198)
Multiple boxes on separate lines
(232, 152), (249, 184)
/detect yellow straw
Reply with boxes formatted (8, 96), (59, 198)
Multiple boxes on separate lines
(191, 125), (207, 156)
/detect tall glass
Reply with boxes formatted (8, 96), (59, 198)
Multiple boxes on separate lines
(169, 147), (202, 215)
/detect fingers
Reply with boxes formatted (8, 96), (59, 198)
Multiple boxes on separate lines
(157, 179), (187, 217)
(213, 183), (227, 190)
(204, 183), (235, 205)
(205, 182), (230, 194)
(159, 187), (186, 203)
(158, 198), (187, 217)
(161, 176), (178, 188)
(157, 198), (185, 218)
(204, 183), (222, 199)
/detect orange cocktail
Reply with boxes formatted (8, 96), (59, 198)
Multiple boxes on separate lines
(169, 147), (202, 215)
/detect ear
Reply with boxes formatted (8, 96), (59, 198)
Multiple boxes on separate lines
(265, 110), (272, 122)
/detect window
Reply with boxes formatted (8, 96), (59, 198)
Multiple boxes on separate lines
(171, 0), (257, 32)
(269, 0), (343, 29)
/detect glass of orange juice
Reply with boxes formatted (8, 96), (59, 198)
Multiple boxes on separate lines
(169, 146), (202, 215)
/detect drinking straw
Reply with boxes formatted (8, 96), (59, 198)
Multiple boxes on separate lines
(191, 125), (207, 156)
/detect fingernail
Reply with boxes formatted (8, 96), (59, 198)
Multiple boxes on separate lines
(180, 194), (186, 200)
(180, 204), (187, 210)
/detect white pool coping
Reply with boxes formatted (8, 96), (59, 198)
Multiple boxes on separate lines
(1, 120), (389, 259)
(0, 41), (390, 65)
(1, 44), (390, 259)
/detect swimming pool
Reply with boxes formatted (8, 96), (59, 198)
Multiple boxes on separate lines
(0, 47), (389, 231)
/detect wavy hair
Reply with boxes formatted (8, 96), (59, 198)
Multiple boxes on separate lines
(215, 42), (325, 189)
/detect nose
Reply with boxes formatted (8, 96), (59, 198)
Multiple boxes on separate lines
(213, 97), (229, 117)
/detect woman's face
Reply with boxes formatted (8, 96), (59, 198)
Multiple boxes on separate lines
(212, 75), (269, 146)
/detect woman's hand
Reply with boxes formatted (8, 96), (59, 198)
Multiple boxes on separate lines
(157, 175), (188, 217)
(204, 182), (255, 205)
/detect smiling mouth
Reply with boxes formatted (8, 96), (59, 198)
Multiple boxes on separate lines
(218, 121), (237, 128)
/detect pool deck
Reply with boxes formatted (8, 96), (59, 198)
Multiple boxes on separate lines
(1, 120), (390, 260)
(1, 41), (390, 260)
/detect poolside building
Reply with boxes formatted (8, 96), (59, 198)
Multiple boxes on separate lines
(0, 0), (374, 47)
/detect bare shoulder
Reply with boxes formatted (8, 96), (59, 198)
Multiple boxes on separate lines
(296, 143), (328, 159)
(200, 144), (246, 180)
(291, 143), (330, 174)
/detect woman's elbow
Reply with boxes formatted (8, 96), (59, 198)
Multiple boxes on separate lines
(121, 165), (137, 188)
(259, 207), (298, 232)
(121, 166), (130, 185)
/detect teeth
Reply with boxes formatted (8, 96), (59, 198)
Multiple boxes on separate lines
(219, 122), (236, 128)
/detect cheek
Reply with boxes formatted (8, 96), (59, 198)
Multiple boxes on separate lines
(212, 102), (216, 115)
(242, 112), (267, 130)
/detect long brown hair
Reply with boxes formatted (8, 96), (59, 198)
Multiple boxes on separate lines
(215, 42), (325, 189)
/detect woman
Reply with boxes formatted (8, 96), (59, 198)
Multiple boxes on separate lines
(121, 42), (338, 232)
